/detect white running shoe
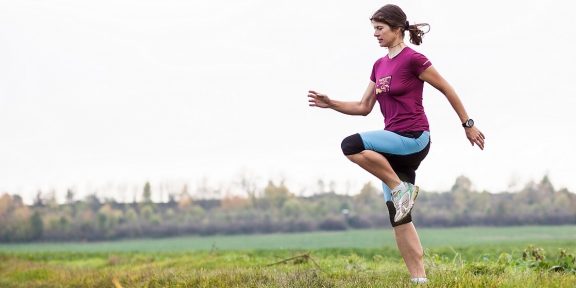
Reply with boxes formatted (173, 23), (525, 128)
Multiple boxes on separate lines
(392, 182), (419, 222)
(411, 277), (429, 284)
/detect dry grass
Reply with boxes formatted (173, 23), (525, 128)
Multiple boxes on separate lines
(0, 245), (574, 288)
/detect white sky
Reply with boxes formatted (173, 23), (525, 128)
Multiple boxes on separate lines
(1, 0), (575, 203)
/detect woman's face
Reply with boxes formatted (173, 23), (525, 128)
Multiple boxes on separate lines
(372, 21), (400, 47)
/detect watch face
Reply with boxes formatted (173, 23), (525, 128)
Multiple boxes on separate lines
(467, 119), (474, 127)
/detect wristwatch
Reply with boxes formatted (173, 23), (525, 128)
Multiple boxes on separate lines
(462, 119), (474, 128)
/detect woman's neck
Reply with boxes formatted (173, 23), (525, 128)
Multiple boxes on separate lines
(387, 41), (406, 58)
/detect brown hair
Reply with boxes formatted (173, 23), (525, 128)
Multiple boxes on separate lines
(370, 4), (430, 45)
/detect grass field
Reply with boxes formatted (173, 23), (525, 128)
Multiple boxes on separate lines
(1, 225), (574, 252)
(0, 226), (575, 287)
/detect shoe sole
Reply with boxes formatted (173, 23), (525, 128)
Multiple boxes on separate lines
(412, 185), (419, 202)
(394, 185), (419, 222)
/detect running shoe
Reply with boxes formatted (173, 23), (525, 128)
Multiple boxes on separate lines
(392, 182), (419, 222)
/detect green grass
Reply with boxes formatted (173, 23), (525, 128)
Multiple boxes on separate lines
(0, 225), (574, 252)
(0, 247), (574, 287)
(0, 226), (575, 287)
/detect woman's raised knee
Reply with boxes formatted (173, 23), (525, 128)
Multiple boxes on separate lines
(341, 133), (365, 156)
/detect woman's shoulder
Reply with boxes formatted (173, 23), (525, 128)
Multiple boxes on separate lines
(403, 46), (427, 58)
(405, 47), (430, 60)
(403, 47), (432, 73)
(373, 56), (386, 65)
(402, 47), (431, 66)
(371, 56), (386, 70)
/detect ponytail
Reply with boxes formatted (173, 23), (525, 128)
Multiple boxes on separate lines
(404, 21), (430, 45)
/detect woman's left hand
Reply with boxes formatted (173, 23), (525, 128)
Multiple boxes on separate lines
(465, 127), (485, 150)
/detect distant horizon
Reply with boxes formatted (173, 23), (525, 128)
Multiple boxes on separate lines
(1, 171), (566, 205)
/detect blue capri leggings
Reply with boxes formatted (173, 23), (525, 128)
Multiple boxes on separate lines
(341, 130), (430, 201)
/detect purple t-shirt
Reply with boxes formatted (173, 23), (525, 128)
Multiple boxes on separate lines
(370, 47), (432, 132)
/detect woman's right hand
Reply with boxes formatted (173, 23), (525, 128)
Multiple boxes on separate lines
(308, 90), (332, 108)
(465, 126), (486, 150)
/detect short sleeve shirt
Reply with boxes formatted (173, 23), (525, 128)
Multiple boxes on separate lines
(370, 47), (432, 132)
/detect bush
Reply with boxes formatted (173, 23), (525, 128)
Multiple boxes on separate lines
(318, 217), (347, 231)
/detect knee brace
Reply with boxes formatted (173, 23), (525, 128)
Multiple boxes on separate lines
(386, 201), (413, 227)
(341, 133), (365, 155)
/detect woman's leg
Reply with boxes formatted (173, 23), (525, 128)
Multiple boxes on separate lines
(383, 182), (426, 279)
(394, 222), (426, 278)
(341, 131), (430, 279)
(342, 131), (429, 190)
(342, 131), (428, 221)
(346, 150), (401, 189)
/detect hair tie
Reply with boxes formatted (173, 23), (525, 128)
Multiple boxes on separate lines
(404, 21), (410, 30)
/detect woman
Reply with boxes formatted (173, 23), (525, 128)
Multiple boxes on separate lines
(308, 4), (485, 284)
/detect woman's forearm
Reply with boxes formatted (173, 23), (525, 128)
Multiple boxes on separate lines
(443, 88), (470, 124)
(329, 100), (371, 116)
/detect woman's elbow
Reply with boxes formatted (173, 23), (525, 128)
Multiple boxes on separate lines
(359, 109), (370, 116)
(359, 105), (371, 116)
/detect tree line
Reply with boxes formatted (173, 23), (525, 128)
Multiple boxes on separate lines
(0, 176), (574, 242)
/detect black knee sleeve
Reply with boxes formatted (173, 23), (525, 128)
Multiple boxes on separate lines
(386, 201), (413, 227)
(395, 171), (416, 185)
(341, 133), (365, 155)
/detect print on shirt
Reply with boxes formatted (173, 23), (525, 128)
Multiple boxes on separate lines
(376, 76), (391, 94)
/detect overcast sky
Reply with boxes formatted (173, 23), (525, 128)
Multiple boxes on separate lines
(1, 0), (575, 203)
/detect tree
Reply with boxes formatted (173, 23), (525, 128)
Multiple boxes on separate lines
(316, 179), (326, 194)
(85, 193), (101, 212)
(33, 190), (44, 207)
(65, 189), (75, 204)
(0, 193), (12, 219)
(45, 190), (58, 208)
(143, 182), (152, 204)
(239, 174), (258, 207)
(355, 182), (380, 205)
(451, 175), (472, 194)
(538, 175), (555, 194)
(262, 181), (293, 209)
(12, 195), (23, 207)
(178, 184), (193, 211)
(167, 193), (177, 205)
(30, 211), (43, 240)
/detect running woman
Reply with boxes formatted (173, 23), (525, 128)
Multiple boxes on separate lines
(308, 4), (485, 284)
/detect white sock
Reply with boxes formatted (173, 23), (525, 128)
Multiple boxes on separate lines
(392, 182), (406, 194)
(411, 277), (428, 284)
